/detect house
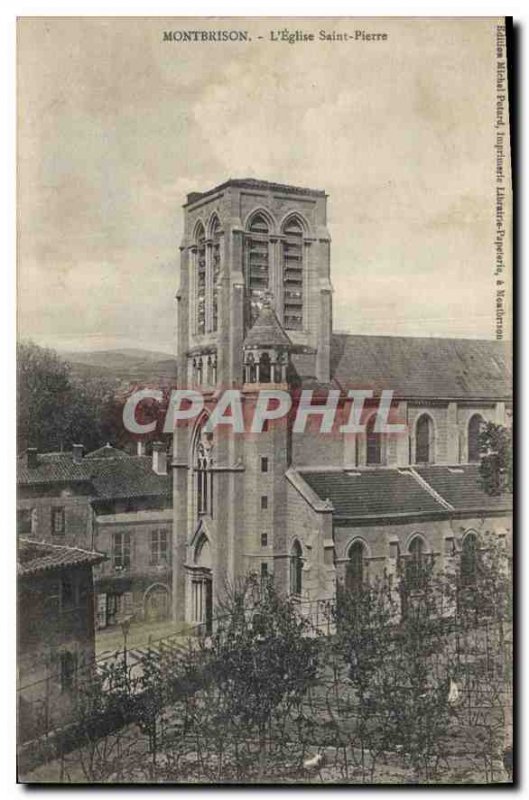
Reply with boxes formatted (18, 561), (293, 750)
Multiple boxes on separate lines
(17, 443), (172, 628)
(17, 538), (105, 743)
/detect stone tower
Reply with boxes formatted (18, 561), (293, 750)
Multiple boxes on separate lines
(172, 179), (332, 626)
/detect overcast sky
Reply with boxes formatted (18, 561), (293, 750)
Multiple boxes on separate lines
(17, 17), (510, 354)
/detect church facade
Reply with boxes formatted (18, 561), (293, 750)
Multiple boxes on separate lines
(171, 178), (512, 629)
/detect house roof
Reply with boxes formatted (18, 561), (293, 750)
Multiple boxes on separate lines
(17, 453), (94, 485)
(298, 464), (512, 521)
(17, 451), (171, 501)
(243, 303), (293, 349)
(17, 538), (106, 577)
(329, 334), (512, 400)
(90, 457), (171, 500)
(85, 444), (129, 460)
(414, 465), (513, 513)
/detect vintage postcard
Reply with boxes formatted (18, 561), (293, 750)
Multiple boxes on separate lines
(17, 17), (513, 784)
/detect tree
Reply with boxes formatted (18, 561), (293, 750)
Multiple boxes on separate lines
(17, 341), (72, 452)
(188, 576), (321, 781)
(17, 340), (125, 453)
(479, 422), (513, 496)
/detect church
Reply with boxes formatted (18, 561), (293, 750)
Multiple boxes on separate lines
(171, 178), (512, 630)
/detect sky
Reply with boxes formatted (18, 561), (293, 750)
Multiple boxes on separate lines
(17, 16), (511, 354)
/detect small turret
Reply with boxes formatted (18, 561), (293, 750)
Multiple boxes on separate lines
(242, 293), (292, 385)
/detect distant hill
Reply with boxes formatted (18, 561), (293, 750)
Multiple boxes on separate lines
(61, 349), (177, 384)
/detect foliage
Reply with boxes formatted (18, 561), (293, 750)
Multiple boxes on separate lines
(62, 558), (512, 785)
(17, 340), (125, 453)
(479, 422), (513, 496)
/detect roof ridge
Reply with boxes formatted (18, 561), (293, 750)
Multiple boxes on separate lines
(406, 467), (455, 511)
(19, 537), (105, 558)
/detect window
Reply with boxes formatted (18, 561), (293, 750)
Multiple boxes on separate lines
(261, 457), (269, 473)
(260, 495), (268, 510)
(346, 541), (366, 593)
(195, 223), (206, 334)
(112, 532), (131, 570)
(150, 528), (170, 566)
(245, 214), (270, 326)
(366, 416), (382, 466)
(406, 536), (427, 591)
(415, 415), (433, 464)
(282, 217), (304, 330)
(211, 217), (221, 333)
(461, 533), (478, 586)
(195, 431), (214, 516)
(17, 509), (32, 535)
(51, 507), (65, 536)
(468, 415), (484, 463)
(259, 352), (271, 383)
(106, 593), (123, 626)
(60, 651), (77, 692)
(261, 562), (269, 579)
(290, 540), (303, 595)
(261, 532), (268, 547)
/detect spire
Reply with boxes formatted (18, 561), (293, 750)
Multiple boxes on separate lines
(243, 294), (293, 349)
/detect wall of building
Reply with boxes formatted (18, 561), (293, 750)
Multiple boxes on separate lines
(17, 565), (96, 743)
(17, 486), (94, 549)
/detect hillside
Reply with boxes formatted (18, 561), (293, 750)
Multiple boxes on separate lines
(61, 348), (177, 384)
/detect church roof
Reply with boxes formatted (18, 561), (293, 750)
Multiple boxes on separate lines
(243, 304), (293, 349)
(328, 334), (511, 400)
(299, 465), (512, 521)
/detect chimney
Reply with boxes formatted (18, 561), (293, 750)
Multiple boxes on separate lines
(72, 444), (84, 464)
(26, 447), (38, 469)
(152, 441), (167, 475)
(136, 440), (146, 457)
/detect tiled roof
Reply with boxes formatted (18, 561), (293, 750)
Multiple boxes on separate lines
(17, 452), (171, 501)
(17, 538), (106, 577)
(17, 453), (94, 485)
(243, 304), (293, 349)
(330, 334), (512, 400)
(90, 456), (171, 500)
(414, 465), (512, 513)
(85, 444), (129, 460)
(299, 464), (512, 521)
(300, 469), (444, 519)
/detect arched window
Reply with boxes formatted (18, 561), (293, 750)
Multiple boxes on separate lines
(406, 535), (427, 591)
(346, 541), (366, 593)
(259, 352), (271, 383)
(195, 223), (206, 335)
(290, 540), (303, 596)
(282, 217), (304, 330)
(245, 214), (270, 327)
(461, 533), (478, 586)
(194, 427), (214, 517)
(366, 415), (382, 466)
(468, 415), (484, 463)
(211, 217), (221, 333)
(415, 414), (434, 464)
